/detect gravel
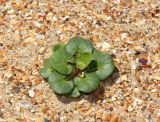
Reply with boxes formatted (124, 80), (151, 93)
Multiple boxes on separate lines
(0, 0), (160, 121)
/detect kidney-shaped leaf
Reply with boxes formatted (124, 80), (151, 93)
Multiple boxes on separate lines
(74, 73), (100, 93)
(48, 72), (74, 94)
(51, 46), (74, 75)
(52, 44), (66, 52)
(96, 62), (115, 80)
(76, 53), (93, 70)
(40, 58), (54, 79)
(40, 67), (52, 79)
(52, 80), (74, 95)
(69, 87), (81, 98)
(66, 36), (93, 55)
(93, 50), (115, 80)
(48, 71), (65, 84)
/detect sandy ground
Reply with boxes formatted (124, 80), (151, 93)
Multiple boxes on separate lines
(0, 0), (160, 122)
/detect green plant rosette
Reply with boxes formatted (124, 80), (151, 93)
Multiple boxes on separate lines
(40, 36), (115, 98)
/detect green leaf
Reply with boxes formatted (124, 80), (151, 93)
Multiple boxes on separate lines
(40, 67), (52, 79)
(43, 57), (54, 68)
(73, 77), (81, 85)
(52, 44), (66, 52)
(96, 62), (115, 80)
(53, 80), (74, 95)
(93, 50), (115, 80)
(40, 58), (54, 79)
(51, 46), (74, 75)
(66, 36), (93, 55)
(76, 53), (92, 70)
(48, 72), (74, 94)
(48, 71), (65, 84)
(74, 73), (100, 93)
(69, 87), (81, 98)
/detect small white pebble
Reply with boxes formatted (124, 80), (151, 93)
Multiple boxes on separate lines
(10, 94), (14, 97)
(112, 49), (117, 54)
(121, 33), (128, 40)
(7, 9), (14, 14)
(151, 89), (157, 93)
(102, 100), (107, 103)
(139, 0), (144, 2)
(111, 96), (116, 101)
(36, 34), (45, 39)
(133, 98), (143, 107)
(56, 30), (62, 34)
(128, 106), (134, 112)
(34, 21), (42, 27)
(105, 16), (112, 21)
(131, 62), (138, 70)
(29, 89), (35, 97)
(96, 41), (111, 50)
(4, 72), (13, 79)
(114, 0), (121, 3)
(157, 111), (160, 117)
(133, 88), (140, 93)
(42, 80), (45, 83)
(18, 100), (32, 109)
(63, 16), (70, 21)
(52, 16), (57, 22)
(121, 75), (128, 81)
(0, 119), (6, 122)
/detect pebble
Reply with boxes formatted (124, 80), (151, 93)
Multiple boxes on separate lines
(105, 16), (112, 21)
(35, 118), (50, 122)
(0, 0), (160, 121)
(121, 75), (128, 81)
(128, 106), (134, 112)
(7, 9), (14, 14)
(44, 118), (50, 122)
(133, 88), (140, 94)
(46, 12), (53, 21)
(0, 79), (5, 84)
(0, 119), (6, 122)
(149, 73), (160, 80)
(96, 41), (111, 50)
(4, 72), (13, 79)
(144, 113), (151, 119)
(39, 47), (45, 54)
(35, 117), (44, 122)
(121, 33), (128, 40)
(131, 62), (138, 70)
(133, 98), (143, 107)
(151, 89), (157, 93)
(9, 94), (14, 97)
(34, 21), (42, 27)
(52, 16), (57, 22)
(111, 96), (117, 101)
(36, 34), (45, 40)
(63, 16), (70, 21)
(139, 58), (148, 65)
(31, 106), (36, 113)
(18, 100), (32, 109)
(13, 86), (20, 93)
(25, 36), (35, 42)
(157, 111), (160, 117)
(29, 89), (35, 97)
(60, 115), (68, 122)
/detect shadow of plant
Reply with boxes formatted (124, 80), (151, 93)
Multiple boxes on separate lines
(57, 67), (120, 104)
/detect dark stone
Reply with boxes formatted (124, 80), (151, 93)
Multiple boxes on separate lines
(139, 58), (148, 65)
(44, 118), (51, 122)
(135, 50), (141, 55)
